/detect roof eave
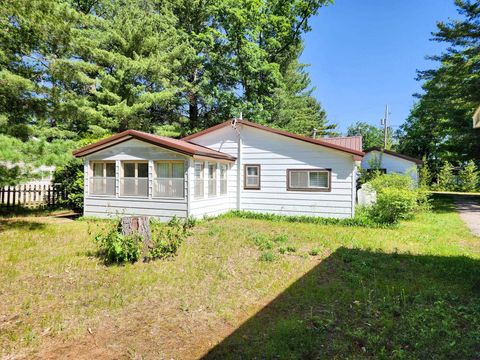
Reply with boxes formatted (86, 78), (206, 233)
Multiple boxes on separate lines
(183, 119), (365, 157)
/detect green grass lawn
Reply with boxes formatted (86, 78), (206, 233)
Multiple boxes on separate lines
(1, 197), (479, 359)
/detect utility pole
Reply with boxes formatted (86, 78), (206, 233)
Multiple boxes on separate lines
(381, 104), (388, 149)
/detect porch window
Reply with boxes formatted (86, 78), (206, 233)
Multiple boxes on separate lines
(220, 164), (228, 195)
(287, 169), (331, 192)
(194, 162), (204, 199)
(244, 164), (260, 190)
(153, 161), (185, 198)
(90, 161), (116, 195)
(207, 163), (217, 197)
(120, 161), (148, 197)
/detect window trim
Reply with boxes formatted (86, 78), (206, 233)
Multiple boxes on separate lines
(286, 168), (332, 192)
(219, 163), (228, 196)
(207, 162), (217, 198)
(244, 164), (261, 190)
(119, 160), (149, 198)
(152, 160), (186, 199)
(89, 161), (116, 197)
(194, 161), (205, 199)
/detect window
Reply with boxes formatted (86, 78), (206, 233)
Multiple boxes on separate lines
(287, 169), (331, 191)
(120, 161), (148, 197)
(207, 163), (217, 197)
(219, 164), (228, 195)
(153, 161), (185, 198)
(194, 162), (204, 199)
(90, 161), (115, 195)
(244, 165), (260, 190)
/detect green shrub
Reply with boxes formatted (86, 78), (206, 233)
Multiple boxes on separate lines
(147, 217), (190, 260)
(308, 248), (321, 256)
(369, 188), (418, 224)
(458, 160), (479, 193)
(52, 158), (84, 211)
(93, 216), (191, 264)
(368, 173), (414, 192)
(94, 228), (142, 264)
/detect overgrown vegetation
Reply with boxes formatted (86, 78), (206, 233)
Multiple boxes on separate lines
(359, 173), (431, 224)
(92, 216), (193, 264)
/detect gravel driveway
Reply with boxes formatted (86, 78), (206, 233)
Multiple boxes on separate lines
(454, 196), (480, 237)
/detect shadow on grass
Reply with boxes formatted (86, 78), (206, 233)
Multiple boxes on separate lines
(204, 248), (480, 359)
(0, 219), (46, 232)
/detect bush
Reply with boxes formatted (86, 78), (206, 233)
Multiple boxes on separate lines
(94, 227), (142, 264)
(368, 173), (414, 192)
(92, 216), (192, 264)
(369, 188), (418, 224)
(52, 158), (84, 211)
(147, 217), (190, 260)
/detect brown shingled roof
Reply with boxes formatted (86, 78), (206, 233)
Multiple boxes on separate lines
(182, 119), (364, 157)
(72, 130), (236, 162)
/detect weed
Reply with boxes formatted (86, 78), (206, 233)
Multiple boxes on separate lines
(259, 251), (277, 262)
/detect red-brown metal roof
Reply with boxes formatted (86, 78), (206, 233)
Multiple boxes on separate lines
(183, 119), (365, 157)
(321, 136), (363, 152)
(72, 129), (236, 162)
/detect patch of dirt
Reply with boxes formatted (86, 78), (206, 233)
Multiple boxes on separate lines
(26, 303), (240, 360)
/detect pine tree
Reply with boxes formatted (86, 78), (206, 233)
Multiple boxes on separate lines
(458, 160), (479, 193)
(418, 156), (432, 189)
(435, 161), (456, 192)
(270, 59), (335, 136)
(397, 0), (480, 166)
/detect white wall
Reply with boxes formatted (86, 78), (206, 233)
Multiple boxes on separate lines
(83, 139), (189, 221)
(362, 150), (418, 183)
(188, 159), (232, 218)
(189, 124), (356, 219)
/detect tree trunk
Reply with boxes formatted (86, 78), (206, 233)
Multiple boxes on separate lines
(120, 216), (152, 257)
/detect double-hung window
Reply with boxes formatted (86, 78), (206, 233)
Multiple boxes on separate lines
(207, 163), (217, 197)
(154, 161), (185, 198)
(90, 161), (115, 195)
(287, 169), (331, 191)
(219, 164), (228, 195)
(244, 164), (260, 190)
(194, 162), (204, 199)
(120, 161), (148, 197)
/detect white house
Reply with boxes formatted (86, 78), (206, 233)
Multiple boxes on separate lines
(361, 147), (423, 183)
(73, 119), (364, 220)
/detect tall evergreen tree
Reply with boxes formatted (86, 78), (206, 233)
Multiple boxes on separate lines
(397, 0), (480, 167)
(271, 59), (335, 136)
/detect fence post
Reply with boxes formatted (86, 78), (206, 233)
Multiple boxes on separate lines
(12, 185), (16, 208)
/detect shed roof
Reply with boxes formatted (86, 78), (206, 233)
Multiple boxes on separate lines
(72, 129), (236, 162)
(183, 119), (364, 157)
(365, 147), (423, 165)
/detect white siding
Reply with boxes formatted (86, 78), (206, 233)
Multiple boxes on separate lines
(362, 150), (419, 183)
(189, 160), (232, 218)
(83, 139), (188, 221)
(190, 124), (356, 219)
(188, 126), (239, 218)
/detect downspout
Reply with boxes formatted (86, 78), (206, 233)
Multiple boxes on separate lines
(233, 120), (242, 210)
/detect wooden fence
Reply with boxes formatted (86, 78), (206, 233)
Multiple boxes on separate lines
(0, 184), (67, 209)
